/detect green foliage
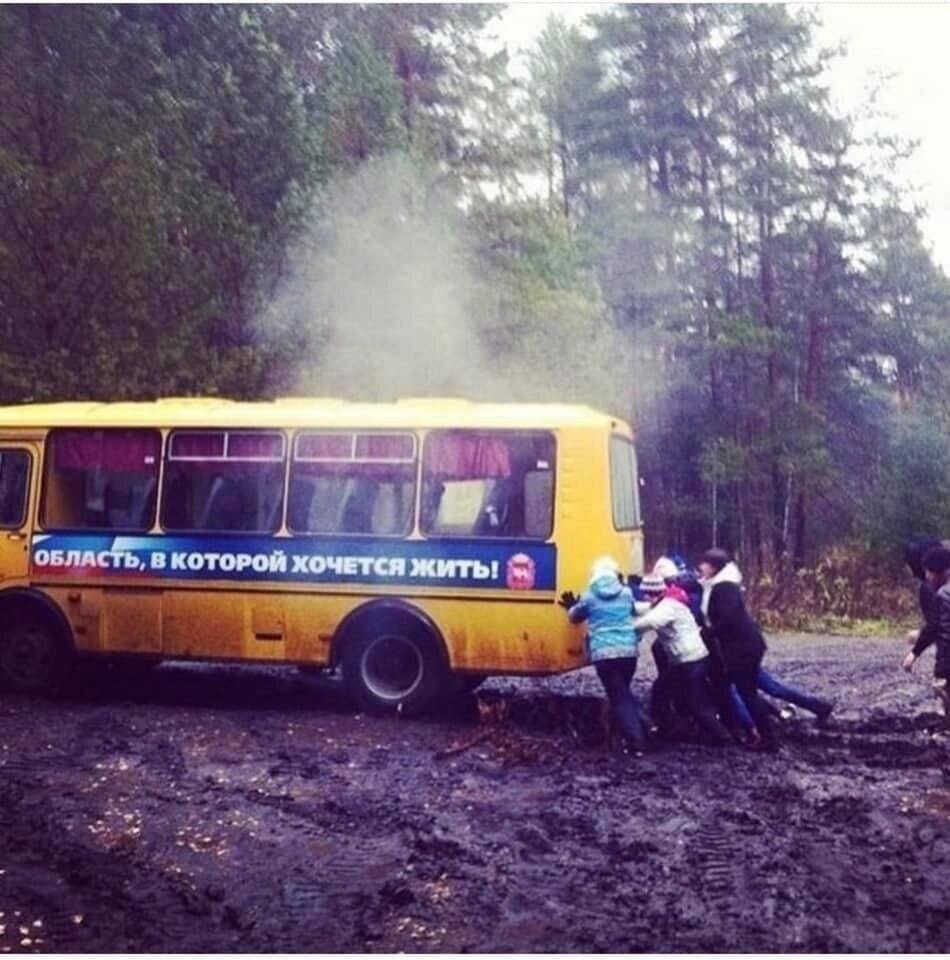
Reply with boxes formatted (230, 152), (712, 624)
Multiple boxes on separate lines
(0, 4), (339, 400)
(750, 545), (919, 632)
(515, 3), (950, 568)
(0, 2), (947, 593)
(314, 25), (406, 169)
(863, 410), (950, 550)
(469, 198), (631, 413)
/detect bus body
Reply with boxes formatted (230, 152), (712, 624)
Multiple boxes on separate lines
(0, 398), (643, 712)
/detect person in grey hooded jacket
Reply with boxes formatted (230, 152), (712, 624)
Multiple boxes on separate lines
(560, 556), (649, 752)
(634, 573), (732, 745)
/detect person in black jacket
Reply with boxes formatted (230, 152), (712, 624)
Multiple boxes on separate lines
(902, 536), (944, 673)
(921, 546), (950, 725)
(697, 548), (777, 751)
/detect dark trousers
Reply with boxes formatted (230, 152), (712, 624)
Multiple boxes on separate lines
(729, 656), (776, 745)
(651, 645), (689, 732)
(594, 656), (649, 748)
(669, 659), (733, 744)
(757, 668), (829, 715)
(706, 656), (746, 735)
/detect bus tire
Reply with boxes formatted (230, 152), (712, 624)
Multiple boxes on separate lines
(340, 615), (449, 715)
(0, 615), (72, 695)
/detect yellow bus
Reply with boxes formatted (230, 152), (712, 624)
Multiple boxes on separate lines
(0, 398), (643, 713)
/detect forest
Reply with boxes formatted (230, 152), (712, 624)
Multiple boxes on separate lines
(1, 4), (948, 589)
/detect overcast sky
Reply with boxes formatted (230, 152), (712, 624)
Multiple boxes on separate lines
(494, 2), (950, 272)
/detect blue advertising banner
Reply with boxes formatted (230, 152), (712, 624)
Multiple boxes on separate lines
(30, 533), (557, 592)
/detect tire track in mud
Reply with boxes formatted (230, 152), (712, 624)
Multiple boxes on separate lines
(178, 768), (423, 950)
(691, 822), (740, 914)
(0, 763), (218, 951)
(247, 834), (405, 950)
(684, 809), (765, 950)
(3, 635), (950, 952)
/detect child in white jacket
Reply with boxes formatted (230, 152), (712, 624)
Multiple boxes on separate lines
(633, 574), (733, 745)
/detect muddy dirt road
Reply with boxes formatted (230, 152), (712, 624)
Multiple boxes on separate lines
(0, 632), (948, 953)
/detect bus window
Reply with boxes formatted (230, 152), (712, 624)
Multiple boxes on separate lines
(421, 431), (555, 539)
(610, 435), (641, 530)
(42, 429), (160, 531)
(162, 430), (285, 533)
(0, 451), (30, 528)
(288, 432), (416, 537)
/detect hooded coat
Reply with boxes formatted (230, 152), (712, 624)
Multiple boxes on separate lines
(568, 572), (639, 663)
(700, 561), (766, 669)
(906, 537), (945, 659)
(936, 581), (950, 680)
(912, 581), (942, 659)
(632, 589), (707, 665)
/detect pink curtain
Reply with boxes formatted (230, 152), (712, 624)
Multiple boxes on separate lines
(228, 433), (283, 460)
(355, 434), (414, 461)
(53, 430), (161, 472)
(170, 432), (283, 461)
(170, 433), (225, 459)
(424, 433), (511, 479)
(294, 461), (414, 480)
(296, 433), (354, 460)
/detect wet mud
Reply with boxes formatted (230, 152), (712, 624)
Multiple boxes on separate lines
(0, 632), (948, 953)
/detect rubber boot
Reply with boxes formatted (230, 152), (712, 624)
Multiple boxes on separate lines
(813, 699), (835, 727)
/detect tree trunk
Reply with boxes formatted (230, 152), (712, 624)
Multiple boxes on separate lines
(792, 234), (829, 566)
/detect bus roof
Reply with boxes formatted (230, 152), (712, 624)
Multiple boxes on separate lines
(0, 397), (630, 433)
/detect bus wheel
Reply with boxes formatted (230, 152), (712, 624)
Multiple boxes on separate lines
(342, 620), (448, 715)
(0, 619), (70, 694)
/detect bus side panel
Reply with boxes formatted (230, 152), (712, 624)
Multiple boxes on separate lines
(284, 593), (353, 665)
(163, 590), (290, 662)
(102, 589), (162, 654)
(556, 426), (641, 593)
(38, 586), (163, 655)
(426, 599), (585, 674)
(38, 583), (584, 674)
(555, 429), (608, 599)
(284, 593), (583, 674)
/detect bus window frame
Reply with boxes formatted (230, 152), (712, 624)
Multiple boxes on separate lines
(160, 428), (289, 536)
(286, 429), (419, 540)
(39, 427), (164, 535)
(609, 433), (641, 531)
(418, 428), (557, 543)
(0, 448), (32, 531)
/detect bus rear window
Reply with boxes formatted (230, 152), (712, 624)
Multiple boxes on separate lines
(610, 435), (641, 530)
(162, 430), (286, 533)
(42, 429), (161, 531)
(288, 432), (416, 537)
(421, 431), (555, 539)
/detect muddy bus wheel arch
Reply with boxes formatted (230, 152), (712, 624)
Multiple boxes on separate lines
(334, 599), (452, 715)
(0, 588), (75, 694)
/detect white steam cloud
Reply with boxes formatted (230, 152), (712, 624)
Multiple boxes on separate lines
(266, 152), (634, 415)
(271, 154), (499, 400)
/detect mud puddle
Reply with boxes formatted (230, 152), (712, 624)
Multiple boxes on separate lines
(0, 632), (948, 952)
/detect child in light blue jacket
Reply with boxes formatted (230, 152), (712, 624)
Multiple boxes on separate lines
(559, 557), (649, 752)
